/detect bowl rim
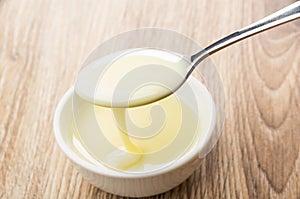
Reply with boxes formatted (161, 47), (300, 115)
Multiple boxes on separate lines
(53, 81), (216, 179)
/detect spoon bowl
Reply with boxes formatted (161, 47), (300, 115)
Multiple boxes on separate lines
(75, 48), (189, 107)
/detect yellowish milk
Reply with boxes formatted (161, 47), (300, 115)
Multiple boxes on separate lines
(73, 95), (201, 172)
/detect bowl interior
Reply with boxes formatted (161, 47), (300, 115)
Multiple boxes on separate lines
(53, 77), (216, 178)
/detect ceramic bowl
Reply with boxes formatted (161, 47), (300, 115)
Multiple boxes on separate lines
(53, 77), (216, 197)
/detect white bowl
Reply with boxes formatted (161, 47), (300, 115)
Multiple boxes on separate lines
(53, 77), (216, 197)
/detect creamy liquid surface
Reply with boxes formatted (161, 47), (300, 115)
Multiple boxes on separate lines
(73, 94), (203, 171)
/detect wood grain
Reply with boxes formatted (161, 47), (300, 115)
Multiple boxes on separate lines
(0, 0), (299, 198)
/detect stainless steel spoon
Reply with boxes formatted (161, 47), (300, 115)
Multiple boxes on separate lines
(75, 1), (300, 108)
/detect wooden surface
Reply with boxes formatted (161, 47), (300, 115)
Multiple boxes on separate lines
(0, 0), (300, 198)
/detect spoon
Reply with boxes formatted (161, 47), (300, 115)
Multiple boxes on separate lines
(75, 1), (300, 108)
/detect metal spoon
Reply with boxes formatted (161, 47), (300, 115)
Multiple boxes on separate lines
(75, 1), (300, 108)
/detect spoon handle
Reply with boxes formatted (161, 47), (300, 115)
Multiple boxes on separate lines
(189, 1), (300, 73)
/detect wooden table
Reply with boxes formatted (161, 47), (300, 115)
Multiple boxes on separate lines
(1, 0), (299, 198)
